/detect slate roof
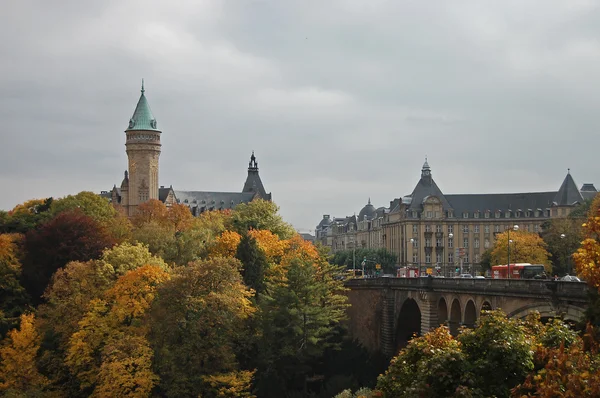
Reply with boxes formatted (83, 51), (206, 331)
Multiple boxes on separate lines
(174, 190), (255, 211)
(158, 187), (172, 202)
(358, 199), (377, 220)
(126, 81), (160, 132)
(580, 184), (598, 201)
(317, 215), (332, 228)
(445, 192), (556, 216)
(553, 172), (584, 206)
(242, 152), (271, 199)
(407, 177), (453, 211)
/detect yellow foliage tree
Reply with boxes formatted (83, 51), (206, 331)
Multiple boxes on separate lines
(203, 370), (256, 398)
(94, 335), (159, 398)
(490, 230), (551, 271)
(66, 265), (169, 393)
(573, 195), (600, 291)
(0, 313), (49, 393)
(209, 230), (242, 258)
(248, 229), (287, 260)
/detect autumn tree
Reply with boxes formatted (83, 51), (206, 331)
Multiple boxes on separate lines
(0, 313), (49, 395)
(98, 241), (168, 279)
(131, 199), (169, 228)
(208, 230), (242, 258)
(232, 200), (295, 239)
(21, 210), (116, 302)
(65, 265), (169, 395)
(148, 257), (255, 397)
(490, 230), (551, 271)
(573, 194), (600, 291)
(0, 233), (30, 335)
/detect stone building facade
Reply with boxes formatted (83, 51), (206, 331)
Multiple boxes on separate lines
(316, 160), (597, 275)
(102, 82), (271, 215)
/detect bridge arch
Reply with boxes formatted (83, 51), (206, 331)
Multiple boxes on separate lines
(437, 297), (448, 326)
(508, 303), (586, 323)
(449, 298), (461, 336)
(464, 300), (477, 328)
(395, 298), (421, 351)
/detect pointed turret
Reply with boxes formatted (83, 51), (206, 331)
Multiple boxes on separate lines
(553, 169), (584, 206)
(406, 159), (453, 212)
(126, 79), (160, 132)
(242, 151), (271, 200)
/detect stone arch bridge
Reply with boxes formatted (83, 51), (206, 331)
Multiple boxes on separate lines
(344, 277), (590, 357)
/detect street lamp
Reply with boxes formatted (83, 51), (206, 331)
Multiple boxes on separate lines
(507, 225), (519, 279)
(409, 238), (415, 268)
(560, 233), (568, 275)
(448, 233), (454, 277)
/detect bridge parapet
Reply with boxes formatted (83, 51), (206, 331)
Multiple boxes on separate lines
(345, 278), (590, 301)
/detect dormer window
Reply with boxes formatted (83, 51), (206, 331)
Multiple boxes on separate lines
(485, 211), (490, 219)
(412, 211), (418, 218)
(495, 211), (501, 218)
(462, 212), (469, 219)
(474, 211), (480, 219)
(448, 211), (454, 218)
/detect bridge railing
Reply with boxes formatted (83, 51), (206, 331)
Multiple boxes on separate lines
(344, 277), (590, 300)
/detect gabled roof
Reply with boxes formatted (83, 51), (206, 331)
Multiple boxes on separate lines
(553, 172), (584, 206)
(126, 80), (160, 132)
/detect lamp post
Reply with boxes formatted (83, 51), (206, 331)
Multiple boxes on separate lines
(409, 238), (415, 270)
(507, 225), (519, 279)
(448, 233), (454, 277)
(560, 233), (567, 275)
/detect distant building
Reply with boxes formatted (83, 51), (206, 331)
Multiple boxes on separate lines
(102, 82), (271, 216)
(317, 160), (597, 275)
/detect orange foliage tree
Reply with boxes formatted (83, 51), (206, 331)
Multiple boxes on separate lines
(573, 194), (600, 291)
(248, 229), (288, 260)
(209, 230), (242, 258)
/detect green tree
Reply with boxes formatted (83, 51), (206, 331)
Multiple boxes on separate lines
(479, 248), (493, 273)
(236, 234), (268, 295)
(0, 198), (53, 233)
(49, 191), (117, 224)
(458, 310), (534, 397)
(541, 218), (583, 276)
(331, 248), (397, 274)
(256, 257), (349, 397)
(376, 326), (469, 397)
(99, 241), (168, 279)
(148, 257), (255, 398)
(232, 200), (295, 239)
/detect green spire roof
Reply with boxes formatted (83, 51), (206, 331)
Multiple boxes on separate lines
(126, 79), (160, 131)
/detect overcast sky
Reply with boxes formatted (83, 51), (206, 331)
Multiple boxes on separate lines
(1, 1), (600, 232)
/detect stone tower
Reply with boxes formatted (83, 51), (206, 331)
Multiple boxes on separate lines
(122, 80), (161, 216)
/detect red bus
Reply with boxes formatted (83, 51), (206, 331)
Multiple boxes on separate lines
(492, 263), (546, 279)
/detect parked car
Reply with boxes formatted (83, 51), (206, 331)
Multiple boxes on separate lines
(474, 275), (485, 279)
(457, 274), (473, 278)
(561, 275), (581, 282)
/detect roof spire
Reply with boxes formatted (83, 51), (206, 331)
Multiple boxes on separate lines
(568, 168), (570, 175)
(421, 157), (431, 179)
(127, 80), (159, 131)
(368, 197), (371, 205)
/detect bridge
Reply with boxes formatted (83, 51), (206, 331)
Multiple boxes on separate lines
(344, 277), (590, 357)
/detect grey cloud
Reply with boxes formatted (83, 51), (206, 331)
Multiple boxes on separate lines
(1, 0), (599, 232)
